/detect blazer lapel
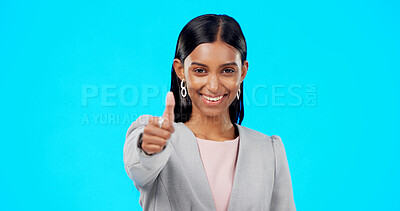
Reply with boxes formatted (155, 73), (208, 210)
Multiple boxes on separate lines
(175, 122), (260, 211)
(227, 123), (246, 211)
(228, 124), (275, 210)
(175, 122), (217, 211)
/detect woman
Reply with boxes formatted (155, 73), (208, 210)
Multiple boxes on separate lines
(123, 14), (296, 211)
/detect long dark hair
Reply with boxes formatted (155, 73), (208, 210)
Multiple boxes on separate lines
(170, 14), (247, 125)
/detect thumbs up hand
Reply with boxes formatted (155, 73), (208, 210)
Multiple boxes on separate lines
(141, 92), (175, 155)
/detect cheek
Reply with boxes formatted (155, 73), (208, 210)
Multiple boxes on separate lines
(225, 81), (240, 92)
(185, 76), (206, 91)
(185, 80), (202, 98)
(186, 80), (202, 92)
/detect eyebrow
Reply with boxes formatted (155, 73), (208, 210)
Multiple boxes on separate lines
(190, 62), (238, 68)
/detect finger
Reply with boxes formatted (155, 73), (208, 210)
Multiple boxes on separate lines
(144, 124), (172, 140)
(160, 118), (174, 133)
(149, 116), (163, 127)
(162, 92), (175, 123)
(142, 144), (163, 154)
(142, 133), (167, 146)
(148, 116), (174, 133)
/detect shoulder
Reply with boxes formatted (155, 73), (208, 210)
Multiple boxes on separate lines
(270, 134), (283, 145)
(237, 124), (285, 147)
(240, 125), (290, 166)
(236, 124), (273, 141)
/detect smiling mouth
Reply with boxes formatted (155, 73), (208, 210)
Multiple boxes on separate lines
(200, 94), (227, 103)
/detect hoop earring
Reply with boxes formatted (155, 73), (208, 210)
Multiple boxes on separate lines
(180, 79), (187, 97)
(236, 88), (241, 100)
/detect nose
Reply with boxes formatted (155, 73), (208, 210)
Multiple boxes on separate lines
(206, 73), (221, 93)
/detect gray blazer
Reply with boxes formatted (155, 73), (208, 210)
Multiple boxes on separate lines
(123, 115), (296, 211)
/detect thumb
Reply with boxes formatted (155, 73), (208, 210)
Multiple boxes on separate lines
(163, 91), (175, 122)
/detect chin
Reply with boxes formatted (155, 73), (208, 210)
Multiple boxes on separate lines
(198, 107), (229, 119)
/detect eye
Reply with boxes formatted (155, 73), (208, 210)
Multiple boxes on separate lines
(223, 68), (235, 73)
(193, 68), (206, 73)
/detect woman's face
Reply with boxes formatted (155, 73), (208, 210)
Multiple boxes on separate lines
(173, 41), (248, 119)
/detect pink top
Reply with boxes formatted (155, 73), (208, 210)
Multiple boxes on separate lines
(195, 136), (240, 211)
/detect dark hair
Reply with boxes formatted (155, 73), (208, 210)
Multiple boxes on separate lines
(170, 14), (247, 125)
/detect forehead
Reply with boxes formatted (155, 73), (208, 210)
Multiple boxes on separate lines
(185, 41), (241, 65)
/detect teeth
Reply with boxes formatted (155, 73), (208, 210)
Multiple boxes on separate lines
(202, 94), (224, 101)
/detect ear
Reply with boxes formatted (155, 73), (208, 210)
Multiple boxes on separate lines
(240, 60), (249, 83)
(173, 58), (185, 80)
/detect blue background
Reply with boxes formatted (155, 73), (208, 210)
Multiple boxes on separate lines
(1, 0), (399, 210)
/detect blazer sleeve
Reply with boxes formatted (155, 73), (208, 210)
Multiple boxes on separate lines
(270, 135), (296, 211)
(123, 114), (173, 189)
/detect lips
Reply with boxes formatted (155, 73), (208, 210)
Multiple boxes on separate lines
(200, 93), (227, 104)
(201, 94), (224, 101)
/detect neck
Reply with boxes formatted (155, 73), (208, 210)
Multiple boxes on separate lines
(184, 108), (238, 141)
